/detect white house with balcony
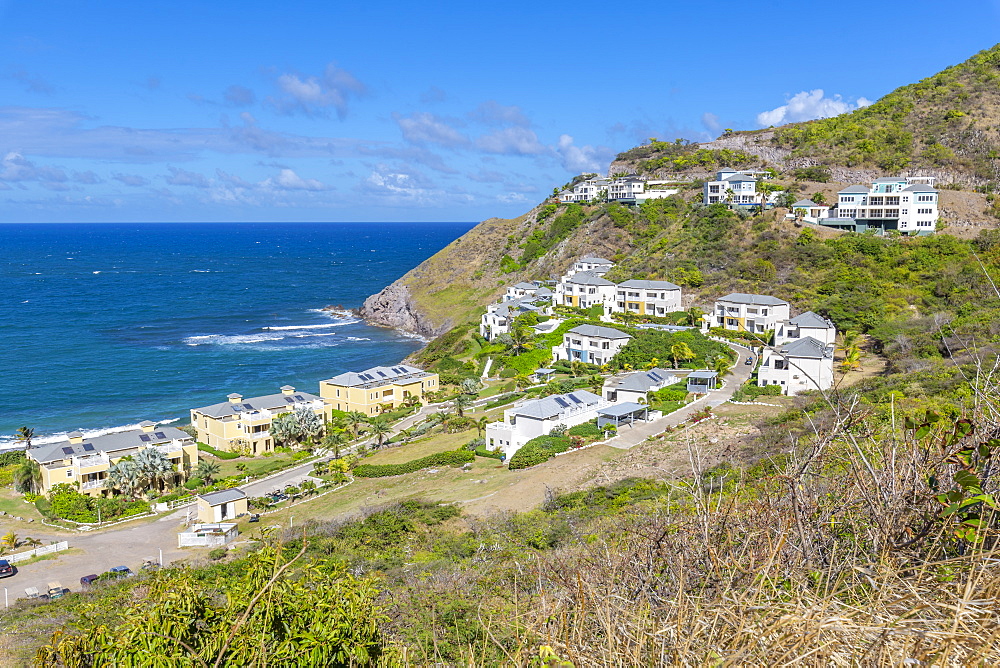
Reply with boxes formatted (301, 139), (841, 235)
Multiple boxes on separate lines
(703, 170), (778, 207)
(479, 298), (547, 341)
(504, 281), (553, 301)
(758, 336), (835, 395)
(554, 271), (617, 310)
(775, 311), (837, 346)
(790, 199), (831, 222)
(28, 422), (198, 496)
(485, 390), (608, 456)
(708, 293), (790, 337)
(564, 256), (615, 279)
(602, 368), (678, 404)
(552, 324), (632, 366)
(559, 177), (611, 203)
(609, 279), (682, 317)
(827, 176), (939, 234)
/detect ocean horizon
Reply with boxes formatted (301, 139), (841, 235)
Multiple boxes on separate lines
(0, 221), (474, 448)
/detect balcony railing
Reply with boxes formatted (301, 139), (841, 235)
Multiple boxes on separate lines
(82, 479), (106, 490)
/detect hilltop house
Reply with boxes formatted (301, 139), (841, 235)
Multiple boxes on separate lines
(821, 176), (939, 234)
(553, 324), (632, 366)
(480, 298), (548, 341)
(554, 271), (617, 310)
(28, 422), (198, 497)
(564, 256), (615, 279)
(504, 281), (553, 301)
(485, 390), (608, 456)
(791, 199), (831, 221)
(320, 364), (439, 416)
(559, 177), (677, 205)
(609, 279), (682, 317)
(709, 293), (791, 336)
(559, 178), (611, 203)
(603, 368), (678, 403)
(190, 386), (326, 454)
(758, 336), (835, 395)
(775, 311), (837, 346)
(703, 169), (778, 207)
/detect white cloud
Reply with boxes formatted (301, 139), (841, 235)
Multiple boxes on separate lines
(756, 89), (872, 127)
(267, 63), (367, 118)
(260, 168), (328, 191)
(468, 101), (530, 127)
(475, 127), (547, 155)
(165, 166), (210, 188)
(393, 112), (468, 147)
(701, 112), (721, 134)
(113, 173), (149, 187)
(224, 85), (255, 107)
(555, 135), (614, 173)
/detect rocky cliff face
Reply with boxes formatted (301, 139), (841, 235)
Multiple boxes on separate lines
(360, 283), (440, 338)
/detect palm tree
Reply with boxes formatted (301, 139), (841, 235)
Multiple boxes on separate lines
(22, 536), (42, 549)
(2, 531), (18, 549)
(13, 459), (42, 494)
(15, 426), (34, 450)
(270, 413), (300, 447)
(644, 357), (660, 370)
(366, 417), (392, 449)
(685, 306), (705, 328)
(134, 448), (175, 493)
(588, 374), (605, 394)
(346, 411), (368, 439)
(709, 354), (733, 378)
(475, 416), (490, 439)
(513, 374), (532, 390)
(504, 325), (536, 356)
(453, 393), (474, 418)
(323, 430), (347, 459)
(194, 460), (221, 485)
(396, 428), (414, 445)
(570, 360), (586, 377)
(670, 342), (695, 369)
(108, 458), (143, 499)
(293, 406), (324, 447)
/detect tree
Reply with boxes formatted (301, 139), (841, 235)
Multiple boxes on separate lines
(34, 543), (393, 666)
(194, 460), (221, 485)
(13, 458), (42, 494)
(708, 354), (733, 378)
(2, 531), (18, 549)
(453, 393), (474, 418)
(502, 325), (536, 356)
(366, 418), (392, 449)
(16, 426), (35, 450)
(323, 430), (347, 459)
(460, 377), (483, 395)
(346, 411), (368, 439)
(293, 406), (324, 447)
(685, 306), (705, 328)
(133, 448), (176, 493)
(670, 342), (696, 369)
(570, 360), (586, 377)
(644, 357), (661, 370)
(270, 413), (299, 447)
(513, 374), (532, 390)
(107, 458), (143, 499)
(475, 416), (490, 439)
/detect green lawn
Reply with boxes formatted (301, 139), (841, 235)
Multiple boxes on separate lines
(0, 491), (41, 520)
(213, 453), (302, 479)
(367, 428), (477, 465)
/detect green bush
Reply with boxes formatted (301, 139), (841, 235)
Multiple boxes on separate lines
(208, 548), (228, 561)
(184, 477), (204, 490)
(353, 450), (475, 478)
(196, 443), (241, 460)
(567, 421), (601, 438)
(508, 435), (572, 470)
(474, 447), (504, 461)
(0, 450), (26, 467)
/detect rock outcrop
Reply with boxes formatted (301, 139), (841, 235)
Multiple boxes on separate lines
(360, 283), (442, 338)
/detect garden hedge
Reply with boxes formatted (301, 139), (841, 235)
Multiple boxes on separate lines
(353, 450), (475, 478)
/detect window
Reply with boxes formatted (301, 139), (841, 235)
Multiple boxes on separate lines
(67, 470), (73, 477)
(602, 342), (610, 349)
(918, 195), (934, 202)
(918, 208), (933, 214)
(709, 185), (720, 193)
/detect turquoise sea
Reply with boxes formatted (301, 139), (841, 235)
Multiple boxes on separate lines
(0, 222), (473, 447)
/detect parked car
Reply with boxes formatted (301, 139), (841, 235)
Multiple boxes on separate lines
(108, 566), (133, 578)
(745, 357), (754, 366)
(79, 574), (100, 587)
(47, 581), (67, 599)
(0, 559), (15, 578)
(248, 514), (260, 523)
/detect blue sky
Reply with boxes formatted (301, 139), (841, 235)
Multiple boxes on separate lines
(0, 1), (997, 223)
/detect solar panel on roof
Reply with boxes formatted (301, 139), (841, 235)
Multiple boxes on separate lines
(139, 434), (151, 442)
(377, 371), (386, 377)
(154, 431), (166, 439)
(62, 447), (74, 455)
(294, 394), (304, 401)
(554, 398), (569, 408)
(243, 403), (255, 410)
(568, 395), (582, 404)
(83, 444), (95, 452)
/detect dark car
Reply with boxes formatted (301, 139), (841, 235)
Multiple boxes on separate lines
(0, 559), (14, 578)
(745, 357), (754, 365)
(80, 573), (100, 587)
(248, 514), (260, 523)
(108, 566), (133, 578)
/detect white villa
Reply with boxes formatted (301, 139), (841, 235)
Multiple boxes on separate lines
(554, 271), (617, 310)
(504, 281), (554, 301)
(708, 293), (791, 336)
(703, 169), (779, 207)
(791, 199), (831, 222)
(603, 368), (678, 404)
(552, 324), (632, 366)
(480, 297), (549, 341)
(758, 336), (835, 395)
(485, 390), (608, 456)
(609, 279), (682, 317)
(775, 311), (837, 346)
(567, 256), (615, 277)
(817, 176), (939, 235)
(560, 176), (678, 205)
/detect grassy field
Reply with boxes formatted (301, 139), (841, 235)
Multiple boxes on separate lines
(368, 428), (476, 465)
(213, 452), (302, 479)
(0, 490), (42, 520)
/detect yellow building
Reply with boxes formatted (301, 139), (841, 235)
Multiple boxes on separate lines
(28, 421), (198, 497)
(320, 364), (439, 416)
(189, 385), (326, 454)
(196, 489), (248, 523)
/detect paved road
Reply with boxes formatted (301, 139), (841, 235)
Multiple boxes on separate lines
(605, 343), (754, 449)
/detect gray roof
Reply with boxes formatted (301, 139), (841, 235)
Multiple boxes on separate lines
(777, 336), (833, 359)
(688, 370), (719, 379)
(612, 369), (676, 393)
(29, 426), (192, 465)
(565, 271), (615, 287)
(199, 489), (247, 505)
(194, 389), (323, 419)
(722, 174), (755, 182)
(511, 390), (603, 420)
(322, 364), (431, 390)
(535, 287), (553, 297)
(511, 282), (536, 290)
(873, 177), (906, 183)
(788, 311), (834, 329)
(838, 185), (870, 193)
(792, 199), (823, 208)
(598, 402), (648, 417)
(902, 184), (938, 192)
(617, 279), (682, 291)
(578, 256), (613, 264)
(718, 293), (789, 307)
(567, 324), (631, 340)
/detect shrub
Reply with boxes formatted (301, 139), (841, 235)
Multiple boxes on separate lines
(508, 435), (572, 470)
(567, 421), (601, 438)
(196, 443), (241, 460)
(475, 447), (504, 461)
(352, 450), (475, 478)
(0, 450), (26, 467)
(208, 548), (228, 561)
(184, 477), (204, 490)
